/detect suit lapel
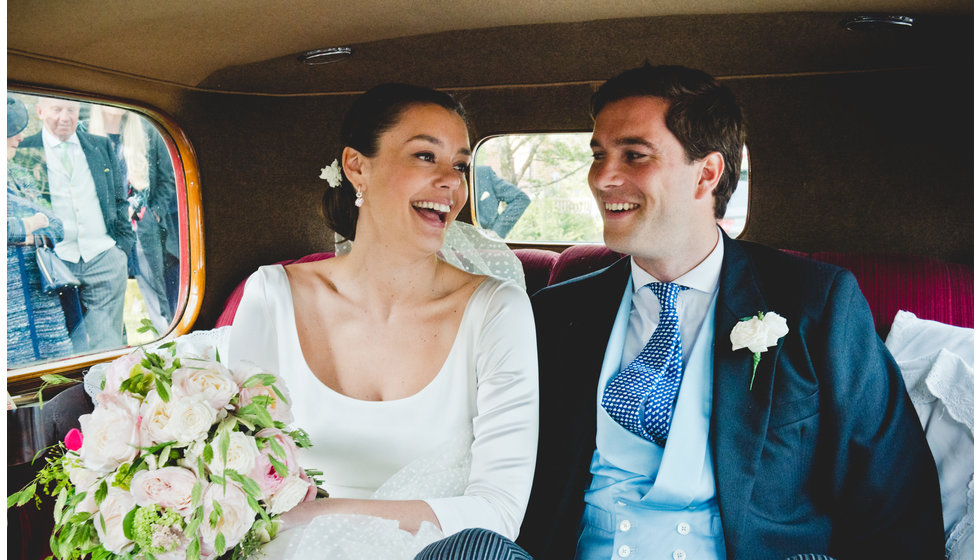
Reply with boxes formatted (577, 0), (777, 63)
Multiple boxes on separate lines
(77, 132), (114, 224)
(711, 234), (784, 548)
(554, 258), (632, 467)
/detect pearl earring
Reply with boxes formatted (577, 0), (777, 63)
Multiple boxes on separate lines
(354, 187), (364, 208)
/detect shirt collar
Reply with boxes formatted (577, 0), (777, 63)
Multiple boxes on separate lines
(630, 227), (724, 295)
(41, 126), (80, 149)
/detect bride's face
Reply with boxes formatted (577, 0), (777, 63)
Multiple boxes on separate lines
(354, 103), (471, 252)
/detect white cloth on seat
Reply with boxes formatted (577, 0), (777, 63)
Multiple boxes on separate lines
(886, 310), (974, 560)
(227, 265), (538, 555)
(263, 432), (472, 559)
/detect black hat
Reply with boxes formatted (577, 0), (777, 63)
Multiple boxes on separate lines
(8, 96), (29, 138)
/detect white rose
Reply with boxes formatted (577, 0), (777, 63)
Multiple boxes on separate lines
(200, 482), (254, 556)
(140, 390), (176, 445)
(79, 405), (141, 474)
(762, 312), (790, 346)
(171, 362), (237, 409)
(178, 439), (207, 474)
(167, 396), (218, 446)
(267, 474), (312, 515)
(730, 316), (771, 353)
(208, 431), (260, 476)
(94, 486), (136, 554)
(67, 463), (101, 514)
(130, 467), (198, 514)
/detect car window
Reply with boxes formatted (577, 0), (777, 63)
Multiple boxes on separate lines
(6, 91), (199, 377)
(472, 133), (750, 242)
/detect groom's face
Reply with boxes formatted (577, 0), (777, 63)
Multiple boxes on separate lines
(588, 96), (713, 266)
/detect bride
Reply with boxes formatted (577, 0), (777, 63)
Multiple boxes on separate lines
(226, 84), (538, 558)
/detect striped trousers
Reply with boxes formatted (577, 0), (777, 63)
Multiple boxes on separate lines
(414, 529), (532, 560)
(63, 245), (128, 352)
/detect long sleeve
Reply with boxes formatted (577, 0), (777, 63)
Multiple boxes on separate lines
(6, 190), (65, 245)
(487, 174), (530, 238)
(818, 270), (945, 557)
(425, 281), (539, 540)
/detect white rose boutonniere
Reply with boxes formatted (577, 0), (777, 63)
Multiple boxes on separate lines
(730, 311), (789, 390)
(319, 158), (342, 187)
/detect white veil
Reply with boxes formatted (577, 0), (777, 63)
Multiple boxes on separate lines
(334, 221), (526, 290)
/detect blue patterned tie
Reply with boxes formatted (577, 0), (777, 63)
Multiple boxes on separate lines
(602, 282), (688, 446)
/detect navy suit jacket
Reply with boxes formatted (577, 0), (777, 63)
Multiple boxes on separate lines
(518, 233), (944, 560)
(17, 131), (135, 256)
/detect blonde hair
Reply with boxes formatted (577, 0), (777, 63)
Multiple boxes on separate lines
(88, 106), (150, 191)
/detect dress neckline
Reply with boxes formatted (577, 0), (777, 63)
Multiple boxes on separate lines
(275, 264), (491, 404)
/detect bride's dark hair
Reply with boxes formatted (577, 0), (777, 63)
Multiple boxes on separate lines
(322, 83), (467, 241)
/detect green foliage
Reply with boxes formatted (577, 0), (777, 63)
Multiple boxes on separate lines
(35, 374), (76, 407)
(7, 443), (73, 510)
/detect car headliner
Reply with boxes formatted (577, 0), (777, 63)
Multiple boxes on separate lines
(6, 0), (970, 89)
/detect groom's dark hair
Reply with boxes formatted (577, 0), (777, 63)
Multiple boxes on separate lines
(322, 84), (467, 241)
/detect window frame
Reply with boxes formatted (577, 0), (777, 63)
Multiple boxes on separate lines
(5, 85), (205, 397)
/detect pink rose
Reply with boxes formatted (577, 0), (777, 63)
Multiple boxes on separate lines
(64, 428), (83, 451)
(199, 482), (254, 556)
(130, 467), (198, 514)
(238, 383), (293, 425)
(103, 349), (146, 394)
(250, 428), (301, 500)
(267, 474), (313, 515)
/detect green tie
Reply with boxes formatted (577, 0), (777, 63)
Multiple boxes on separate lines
(58, 142), (73, 177)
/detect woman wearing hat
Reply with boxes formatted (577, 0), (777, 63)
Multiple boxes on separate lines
(7, 94), (73, 366)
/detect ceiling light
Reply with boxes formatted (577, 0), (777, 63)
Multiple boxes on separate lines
(299, 47), (353, 65)
(842, 15), (914, 31)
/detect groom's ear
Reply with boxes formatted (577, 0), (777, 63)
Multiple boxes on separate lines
(342, 147), (367, 187)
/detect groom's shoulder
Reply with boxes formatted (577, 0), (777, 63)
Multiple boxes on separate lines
(731, 239), (860, 312)
(735, 238), (846, 284)
(532, 256), (629, 310)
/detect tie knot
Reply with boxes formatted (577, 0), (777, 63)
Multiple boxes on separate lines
(647, 282), (686, 311)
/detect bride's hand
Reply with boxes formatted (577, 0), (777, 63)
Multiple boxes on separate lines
(278, 499), (330, 533)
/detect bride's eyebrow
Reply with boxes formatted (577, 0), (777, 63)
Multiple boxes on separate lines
(405, 134), (472, 156)
(406, 134), (442, 146)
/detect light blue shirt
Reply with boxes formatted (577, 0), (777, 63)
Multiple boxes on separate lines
(577, 231), (727, 560)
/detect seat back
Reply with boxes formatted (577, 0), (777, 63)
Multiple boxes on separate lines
(213, 252), (334, 328)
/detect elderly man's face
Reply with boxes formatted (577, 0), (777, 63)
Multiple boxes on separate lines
(37, 98), (80, 141)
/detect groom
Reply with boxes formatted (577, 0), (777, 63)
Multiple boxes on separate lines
(517, 65), (943, 559)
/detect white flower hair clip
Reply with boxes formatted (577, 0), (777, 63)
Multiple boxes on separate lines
(730, 311), (789, 390)
(319, 159), (342, 188)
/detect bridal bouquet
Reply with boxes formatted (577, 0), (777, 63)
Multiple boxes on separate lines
(8, 339), (320, 560)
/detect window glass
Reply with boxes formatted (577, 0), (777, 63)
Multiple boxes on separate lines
(472, 133), (750, 242)
(718, 146), (750, 238)
(473, 133), (601, 243)
(6, 92), (186, 373)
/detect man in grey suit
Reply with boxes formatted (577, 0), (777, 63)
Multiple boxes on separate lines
(17, 97), (134, 352)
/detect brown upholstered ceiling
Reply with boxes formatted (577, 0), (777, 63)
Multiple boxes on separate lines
(7, 0), (971, 92)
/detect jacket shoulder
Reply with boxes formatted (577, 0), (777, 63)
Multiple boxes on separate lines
(736, 240), (849, 286)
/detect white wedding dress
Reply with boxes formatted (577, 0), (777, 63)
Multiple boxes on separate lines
(226, 265), (538, 559)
